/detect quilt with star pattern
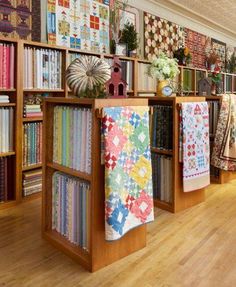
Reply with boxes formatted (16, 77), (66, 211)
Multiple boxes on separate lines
(47, 0), (110, 53)
(102, 106), (154, 241)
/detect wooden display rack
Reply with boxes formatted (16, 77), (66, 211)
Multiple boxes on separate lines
(1, 34), (236, 209)
(42, 97), (148, 272)
(148, 96), (206, 213)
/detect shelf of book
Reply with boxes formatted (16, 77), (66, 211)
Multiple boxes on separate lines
(0, 152), (15, 158)
(22, 191), (41, 201)
(149, 96), (206, 213)
(154, 199), (173, 212)
(43, 230), (90, 269)
(0, 89), (16, 92)
(23, 89), (65, 93)
(0, 103), (16, 107)
(43, 97), (148, 272)
(151, 147), (173, 156)
(47, 162), (92, 182)
(22, 163), (42, 171)
(23, 117), (43, 122)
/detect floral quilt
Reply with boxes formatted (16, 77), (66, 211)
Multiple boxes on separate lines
(102, 106), (154, 241)
(211, 94), (236, 171)
(181, 102), (210, 192)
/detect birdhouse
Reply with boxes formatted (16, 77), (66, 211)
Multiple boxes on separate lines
(105, 56), (127, 98)
(198, 77), (212, 96)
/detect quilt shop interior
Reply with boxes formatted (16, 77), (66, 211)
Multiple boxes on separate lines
(0, 0), (236, 285)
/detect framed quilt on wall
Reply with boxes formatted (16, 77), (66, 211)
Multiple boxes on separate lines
(0, 0), (32, 40)
(184, 28), (206, 69)
(144, 12), (184, 60)
(211, 38), (226, 71)
(47, 0), (110, 54)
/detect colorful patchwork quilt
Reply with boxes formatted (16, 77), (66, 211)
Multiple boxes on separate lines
(211, 38), (226, 71)
(0, 0), (32, 40)
(211, 94), (236, 171)
(184, 28), (206, 69)
(144, 12), (184, 60)
(102, 106), (154, 241)
(47, 0), (110, 53)
(181, 102), (210, 192)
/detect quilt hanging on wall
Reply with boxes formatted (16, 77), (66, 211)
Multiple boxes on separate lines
(0, 0), (32, 40)
(211, 38), (226, 71)
(47, 0), (110, 53)
(211, 94), (236, 171)
(144, 12), (184, 60)
(184, 28), (206, 69)
(102, 106), (154, 241)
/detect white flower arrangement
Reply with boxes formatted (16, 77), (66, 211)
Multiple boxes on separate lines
(147, 52), (180, 81)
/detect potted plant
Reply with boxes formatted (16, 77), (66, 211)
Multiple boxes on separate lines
(110, 1), (128, 54)
(147, 52), (180, 97)
(208, 65), (222, 95)
(206, 52), (219, 71)
(120, 23), (139, 57)
(173, 47), (191, 66)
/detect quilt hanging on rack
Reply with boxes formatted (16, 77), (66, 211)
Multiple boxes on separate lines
(0, 0), (32, 40)
(144, 12), (184, 60)
(47, 0), (110, 53)
(211, 94), (236, 171)
(181, 102), (210, 192)
(102, 106), (154, 241)
(211, 38), (226, 71)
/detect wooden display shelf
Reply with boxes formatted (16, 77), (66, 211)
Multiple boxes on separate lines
(23, 117), (43, 122)
(0, 88), (16, 92)
(151, 147), (173, 156)
(0, 151), (16, 158)
(22, 163), (42, 171)
(47, 162), (92, 182)
(154, 199), (173, 212)
(22, 192), (41, 202)
(0, 103), (16, 107)
(0, 200), (17, 210)
(43, 230), (90, 270)
(149, 96), (206, 213)
(23, 89), (65, 93)
(138, 90), (156, 93)
(43, 97), (148, 272)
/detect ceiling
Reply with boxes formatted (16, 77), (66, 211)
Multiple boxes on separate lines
(152, 0), (236, 39)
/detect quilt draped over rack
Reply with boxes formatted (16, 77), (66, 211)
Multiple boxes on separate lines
(211, 94), (236, 171)
(102, 106), (154, 241)
(181, 102), (210, 192)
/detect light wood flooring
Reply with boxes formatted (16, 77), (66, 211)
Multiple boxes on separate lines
(1, 181), (236, 287)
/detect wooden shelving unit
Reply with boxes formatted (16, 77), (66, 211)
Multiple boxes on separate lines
(0, 34), (236, 208)
(43, 97), (148, 272)
(148, 96), (206, 213)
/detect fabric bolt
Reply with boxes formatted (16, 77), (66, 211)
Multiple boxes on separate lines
(181, 102), (210, 192)
(102, 106), (154, 241)
(211, 94), (236, 171)
(0, 0), (32, 40)
(47, 0), (109, 53)
(143, 12), (184, 60)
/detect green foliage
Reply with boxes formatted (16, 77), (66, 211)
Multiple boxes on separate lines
(120, 23), (139, 52)
(227, 53), (236, 73)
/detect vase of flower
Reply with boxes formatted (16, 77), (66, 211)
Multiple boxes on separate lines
(147, 52), (180, 97)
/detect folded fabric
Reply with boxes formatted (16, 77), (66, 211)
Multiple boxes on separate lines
(102, 106), (154, 241)
(211, 94), (236, 171)
(181, 102), (210, 192)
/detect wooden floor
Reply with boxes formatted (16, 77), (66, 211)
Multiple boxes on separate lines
(1, 181), (236, 287)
